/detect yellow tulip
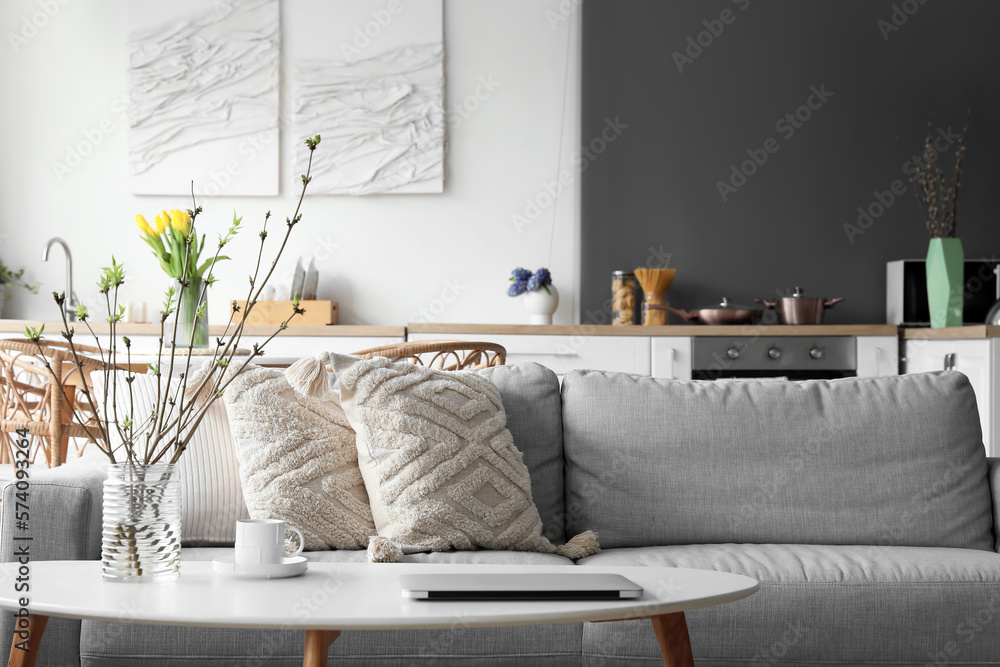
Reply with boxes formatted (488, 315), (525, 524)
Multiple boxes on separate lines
(135, 214), (154, 236)
(170, 209), (191, 237)
(152, 212), (168, 235)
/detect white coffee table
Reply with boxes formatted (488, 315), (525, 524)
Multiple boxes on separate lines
(0, 561), (758, 667)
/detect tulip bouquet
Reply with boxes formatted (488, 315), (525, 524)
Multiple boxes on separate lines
(135, 208), (227, 282)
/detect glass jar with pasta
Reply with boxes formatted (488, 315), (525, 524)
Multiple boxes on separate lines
(611, 271), (637, 325)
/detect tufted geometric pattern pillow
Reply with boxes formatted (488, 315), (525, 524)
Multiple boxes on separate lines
(222, 363), (376, 551)
(328, 353), (598, 562)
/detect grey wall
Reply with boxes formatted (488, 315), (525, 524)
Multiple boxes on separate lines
(581, 0), (1000, 324)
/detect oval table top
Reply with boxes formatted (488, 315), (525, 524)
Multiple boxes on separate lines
(0, 561), (758, 631)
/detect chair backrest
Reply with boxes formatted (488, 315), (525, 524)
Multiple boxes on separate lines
(351, 340), (506, 370)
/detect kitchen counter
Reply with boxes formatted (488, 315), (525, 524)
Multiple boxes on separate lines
(407, 323), (898, 337)
(0, 321), (405, 338)
(902, 326), (1000, 339)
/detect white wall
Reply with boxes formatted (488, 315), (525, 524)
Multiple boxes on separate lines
(0, 0), (581, 326)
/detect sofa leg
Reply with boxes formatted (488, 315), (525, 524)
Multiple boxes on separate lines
(8, 614), (48, 667)
(650, 612), (694, 667)
(303, 629), (341, 667)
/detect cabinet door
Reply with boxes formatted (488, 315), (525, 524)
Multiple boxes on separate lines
(856, 336), (899, 377)
(650, 338), (693, 380)
(406, 332), (652, 376)
(904, 338), (994, 456)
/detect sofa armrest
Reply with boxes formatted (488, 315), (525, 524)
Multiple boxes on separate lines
(1, 457), (106, 563)
(1, 457), (106, 666)
(990, 458), (1000, 553)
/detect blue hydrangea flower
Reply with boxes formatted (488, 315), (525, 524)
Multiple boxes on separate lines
(508, 281), (528, 296)
(527, 275), (541, 291)
(511, 267), (532, 282)
(533, 268), (551, 286)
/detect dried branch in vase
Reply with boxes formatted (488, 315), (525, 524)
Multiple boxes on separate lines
(910, 108), (972, 239)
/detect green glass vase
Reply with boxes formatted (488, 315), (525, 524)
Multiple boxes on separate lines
(174, 278), (209, 348)
(926, 237), (964, 328)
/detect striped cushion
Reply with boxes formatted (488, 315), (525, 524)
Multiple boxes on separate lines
(93, 372), (249, 544)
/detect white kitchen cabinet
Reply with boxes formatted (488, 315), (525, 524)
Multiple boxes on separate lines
(904, 338), (999, 457)
(856, 336), (899, 377)
(650, 338), (694, 379)
(406, 332), (652, 377)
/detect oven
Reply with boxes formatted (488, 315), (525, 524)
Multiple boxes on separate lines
(690, 336), (857, 381)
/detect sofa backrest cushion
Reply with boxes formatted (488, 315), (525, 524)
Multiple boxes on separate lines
(477, 363), (566, 543)
(562, 370), (994, 551)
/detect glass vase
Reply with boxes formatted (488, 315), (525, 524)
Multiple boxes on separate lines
(102, 463), (181, 583)
(174, 278), (208, 348)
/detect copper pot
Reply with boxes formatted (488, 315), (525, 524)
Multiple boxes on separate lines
(663, 298), (764, 325)
(756, 287), (844, 325)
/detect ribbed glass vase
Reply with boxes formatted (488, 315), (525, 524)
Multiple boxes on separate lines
(102, 463), (182, 583)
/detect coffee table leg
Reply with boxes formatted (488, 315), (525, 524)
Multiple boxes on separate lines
(650, 612), (694, 667)
(8, 614), (48, 667)
(303, 629), (341, 667)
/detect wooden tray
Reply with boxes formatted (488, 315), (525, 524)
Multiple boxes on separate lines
(230, 301), (338, 326)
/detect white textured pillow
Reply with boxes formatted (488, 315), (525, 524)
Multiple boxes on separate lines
(328, 353), (599, 562)
(93, 372), (249, 545)
(222, 361), (376, 551)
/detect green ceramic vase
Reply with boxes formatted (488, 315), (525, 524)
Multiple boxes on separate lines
(926, 237), (964, 328)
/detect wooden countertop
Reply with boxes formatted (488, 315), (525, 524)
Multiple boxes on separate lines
(407, 323), (898, 337)
(902, 326), (1000, 340)
(0, 320), (405, 338)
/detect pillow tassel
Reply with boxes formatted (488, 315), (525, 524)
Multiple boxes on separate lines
(367, 535), (403, 563)
(285, 352), (334, 399)
(554, 530), (600, 559)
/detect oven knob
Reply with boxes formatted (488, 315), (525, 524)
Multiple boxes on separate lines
(727, 346), (741, 360)
(768, 346), (782, 360)
(809, 346), (824, 360)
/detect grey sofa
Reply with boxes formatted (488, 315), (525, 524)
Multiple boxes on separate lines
(3, 364), (1000, 666)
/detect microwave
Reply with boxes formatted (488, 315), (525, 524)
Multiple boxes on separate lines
(886, 259), (999, 326)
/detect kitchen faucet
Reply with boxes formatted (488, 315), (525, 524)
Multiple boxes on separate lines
(41, 237), (77, 321)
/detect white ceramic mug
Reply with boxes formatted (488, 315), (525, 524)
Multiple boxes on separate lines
(234, 519), (304, 565)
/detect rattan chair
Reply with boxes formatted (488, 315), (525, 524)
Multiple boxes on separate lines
(350, 340), (506, 370)
(0, 339), (108, 467)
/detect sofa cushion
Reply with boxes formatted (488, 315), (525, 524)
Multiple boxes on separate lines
(579, 544), (1000, 666)
(223, 363), (376, 551)
(476, 363), (566, 543)
(94, 372), (250, 545)
(562, 370), (994, 550)
(82, 549), (580, 667)
(330, 354), (590, 559)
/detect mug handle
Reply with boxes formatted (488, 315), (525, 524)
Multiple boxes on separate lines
(286, 526), (305, 558)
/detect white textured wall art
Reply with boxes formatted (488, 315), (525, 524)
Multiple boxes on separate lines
(128, 0), (280, 196)
(290, 0), (445, 195)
